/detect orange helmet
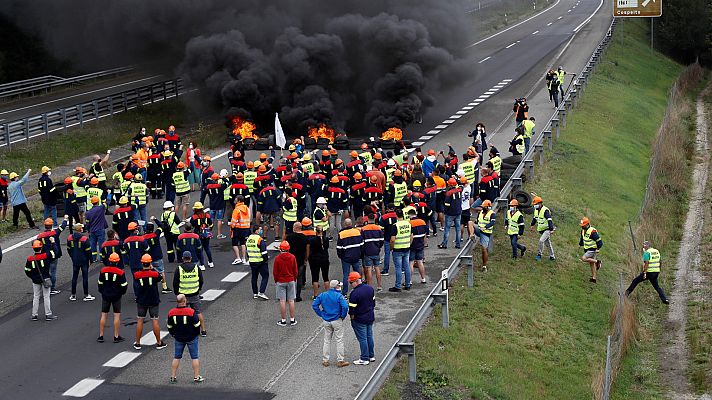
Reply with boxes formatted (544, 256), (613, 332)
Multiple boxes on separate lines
(369, 175), (378, 184)
(348, 271), (361, 282)
(31, 240), (43, 249)
(124, 172), (134, 180)
(90, 177), (99, 185)
(330, 149), (338, 156)
(259, 153), (268, 160)
(128, 222), (139, 231)
(353, 172), (363, 180)
(482, 200), (492, 207)
(427, 149), (436, 156)
(90, 196), (100, 204)
(64, 177), (73, 185)
(289, 152), (298, 159)
(177, 161), (185, 169)
(247, 161), (254, 169)
(447, 178), (457, 186)
(459, 176), (468, 184)
(509, 199), (519, 206)
(44, 218), (54, 226)
(330, 176), (339, 183)
(168, 125), (175, 131)
(393, 169), (402, 177)
(335, 158), (343, 166)
(258, 165), (267, 173)
(108, 253), (121, 263)
(211, 173), (219, 180)
(236, 172), (244, 179)
(579, 217), (590, 227)
(361, 143), (369, 150)
(204, 155), (212, 162)
(374, 153), (383, 160)
(140, 254), (153, 263)
(234, 150), (242, 158)
(301, 217), (312, 227)
(532, 196), (543, 205)
(350, 151), (358, 158)
(279, 241), (290, 251)
(321, 150), (330, 157)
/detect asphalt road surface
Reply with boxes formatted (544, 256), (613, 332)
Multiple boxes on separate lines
(0, 0), (612, 398)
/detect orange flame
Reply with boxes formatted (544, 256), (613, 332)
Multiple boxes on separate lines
(308, 124), (336, 143)
(381, 127), (403, 141)
(231, 116), (259, 140)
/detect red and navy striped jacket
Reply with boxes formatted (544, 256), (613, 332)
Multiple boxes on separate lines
(336, 227), (363, 263)
(360, 224), (384, 257)
(98, 266), (128, 301)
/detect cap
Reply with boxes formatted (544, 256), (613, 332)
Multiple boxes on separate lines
(579, 217), (590, 227)
(204, 156), (212, 162)
(353, 172), (363, 180)
(412, 180), (422, 187)
(9, 172), (18, 180)
(140, 254), (153, 263)
(41, 166), (51, 173)
(134, 174), (143, 181)
(44, 218), (54, 226)
(124, 172), (134, 180)
(236, 172), (244, 179)
(330, 149), (338, 155)
(0, 169), (7, 175)
(182, 251), (193, 259)
(177, 161), (185, 169)
(246, 161), (254, 169)
(73, 223), (84, 231)
(335, 158), (343, 166)
(108, 253), (121, 263)
(532, 196), (543, 205)
(330, 176), (339, 183)
(316, 197), (327, 204)
(258, 165), (267, 172)
(64, 177), (73, 184)
(509, 199), (519, 206)
(329, 280), (342, 289)
(260, 153), (268, 159)
(361, 143), (369, 150)
(301, 217), (312, 227)
(288, 144), (296, 151)
(31, 239), (43, 249)
(119, 196), (129, 205)
(90, 177), (99, 185)
(128, 222), (139, 231)
(387, 159), (395, 167)
(482, 200), (492, 207)
(211, 173), (219, 180)
(90, 196), (100, 204)
(163, 200), (174, 208)
(279, 241), (290, 251)
(233, 150), (242, 158)
(350, 151), (358, 158)
(459, 176), (468, 184)
(193, 201), (204, 209)
(427, 149), (436, 156)
(374, 153), (383, 160)
(348, 271), (361, 282)
(220, 169), (228, 178)
(321, 150), (330, 157)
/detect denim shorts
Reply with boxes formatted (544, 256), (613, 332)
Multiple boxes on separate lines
(152, 259), (164, 274)
(363, 255), (380, 267)
(478, 232), (491, 248)
(211, 209), (225, 221)
(409, 249), (424, 261)
(174, 337), (199, 360)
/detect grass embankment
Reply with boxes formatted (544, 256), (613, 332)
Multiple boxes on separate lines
(377, 19), (682, 400)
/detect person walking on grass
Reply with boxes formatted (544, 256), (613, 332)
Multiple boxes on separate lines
(133, 254), (167, 350)
(97, 253), (128, 343)
(274, 241), (298, 326)
(625, 241), (669, 304)
(348, 272), (376, 365)
(168, 294), (204, 384)
(25, 240), (57, 321)
(579, 217), (603, 283)
(505, 199), (526, 259)
(531, 196), (555, 261)
(312, 280), (350, 368)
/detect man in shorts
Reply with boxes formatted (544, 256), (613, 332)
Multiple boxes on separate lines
(579, 217), (603, 283)
(273, 241), (298, 326)
(173, 251), (207, 336)
(360, 213), (384, 290)
(133, 254), (167, 350)
(97, 252), (128, 343)
(475, 200), (495, 272)
(167, 294), (204, 383)
(408, 210), (428, 284)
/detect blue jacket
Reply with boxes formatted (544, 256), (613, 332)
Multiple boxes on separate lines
(312, 289), (348, 322)
(85, 205), (108, 233)
(348, 283), (375, 324)
(67, 233), (92, 266)
(8, 170), (30, 206)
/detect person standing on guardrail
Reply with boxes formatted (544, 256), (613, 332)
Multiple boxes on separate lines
(38, 166), (57, 227)
(9, 169), (37, 229)
(579, 217), (603, 283)
(505, 199), (526, 259)
(521, 117), (536, 154)
(530, 196), (555, 261)
(0, 169), (9, 222)
(625, 241), (669, 304)
(348, 271), (376, 365)
(438, 178), (462, 250)
(312, 279), (350, 368)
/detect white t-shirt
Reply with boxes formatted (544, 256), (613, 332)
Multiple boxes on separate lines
(461, 185), (472, 211)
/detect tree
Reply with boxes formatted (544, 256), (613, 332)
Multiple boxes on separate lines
(655, 0), (712, 65)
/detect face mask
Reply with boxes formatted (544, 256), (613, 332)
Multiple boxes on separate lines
(535, 204), (541, 210)
(427, 156), (436, 162)
(47, 171), (51, 176)
(189, 144), (194, 149)
(141, 129), (146, 134)
(510, 207), (515, 212)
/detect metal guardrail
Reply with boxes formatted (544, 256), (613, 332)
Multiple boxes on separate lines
(0, 66), (134, 102)
(0, 78), (185, 148)
(354, 17), (618, 400)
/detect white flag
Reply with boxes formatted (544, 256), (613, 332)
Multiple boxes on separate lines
(275, 113), (286, 149)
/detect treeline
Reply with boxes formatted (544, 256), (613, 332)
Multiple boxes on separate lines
(655, 0), (712, 65)
(0, 14), (73, 84)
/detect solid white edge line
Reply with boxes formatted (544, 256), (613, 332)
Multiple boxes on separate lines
(466, 0), (562, 48)
(63, 378), (105, 397)
(573, 0), (604, 32)
(103, 351), (142, 368)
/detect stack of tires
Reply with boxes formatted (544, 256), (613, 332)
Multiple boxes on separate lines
(499, 155), (526, 185)
(511, 190), (534, 215)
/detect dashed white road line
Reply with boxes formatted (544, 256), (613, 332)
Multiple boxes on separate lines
(435, 124), (448, 129)
(468, 103), (480, 106)
(532, 30), (540, 34)
(558, 15), (563, 19)
(505, 42), (517, 49)
(412, 141), (425, 146)
(478, 56), (491, 64)
(201, 289), (225, 301)
(478, 95), (490, 99)
(502, 79), (512, 82)
(455, 111), (468, 115)
(462, 106), (474, 110)
(222, 271), (249, 283)
(547, 22), (553, 26)
(567, 9), (571, 12)
(484, 91), (496, 95)
(466, 0), (561, 47)
(443, 119), (456, 123)
(103, 351), (142, 368)
(63, 378), (105, 397)
(449, 115), (463, 119)
(140, 330), (169, 346)
(419, 135), (433, 140)
(426, 130), (441, 135)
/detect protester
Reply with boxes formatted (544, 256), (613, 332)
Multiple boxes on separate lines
(133, 254), (167, 350)
(168, 294), (204, 383)
(85, 196), (108, 263)
(286, 221), (309, 302)
(173, 251), (207, 336)
(246, 225), (270, 300)
(67, 223), (95, 302)
(25, 240), (57, 321)
(336, 218), (363, 295)
(36, 216), (68, 295)
(8, 169), (36, 228)
(273, 241), (298, 326)
(348, 272), (376, 365)
(97, 253), (128, 343)
(312, 280), (350, 368)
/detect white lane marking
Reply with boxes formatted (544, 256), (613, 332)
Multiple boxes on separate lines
(462, 106), (474, 110)
(466, 0), (561, 47)
(412, 141), (425, 146)
(478, 95), (490, 99)
(443, 119), (455, 123)
(484, 91), (496, 95)
(493, 85), (504, 88)
(573, 0), (604, 32)
(547, 22), (553, 26)
(435, 124), (448, 129)
(263, 324), (324, 391)
(455, 110), (468, 115)
(505, 42), (517, 49)
(419, 135), (433, 140)
(201, 289), (225, 301)
(140, 330), (169, 346)
(63, 378), (105, 397)
(222, 271), (249, 283)
(468, 103), (479, 106)
(103, 351), (142, 368)
(0, 76), (162, 116)
(406, 148), (416, 153)
(426, 130), (441, 135)
(449, 115), (463, 119)
(502, 79), (512, 82)
(532, 30), (540, 35)
(567, 9), (571, 12)
(478, 56), (491, 64)
(558, 16), (563, 19)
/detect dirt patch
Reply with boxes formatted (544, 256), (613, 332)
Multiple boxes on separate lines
(661, 80), (712, 399)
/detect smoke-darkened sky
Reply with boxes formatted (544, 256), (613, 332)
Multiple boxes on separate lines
(1, 0), (474, 135)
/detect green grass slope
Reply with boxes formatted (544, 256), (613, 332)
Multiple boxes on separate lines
(377, 19), (681, 400)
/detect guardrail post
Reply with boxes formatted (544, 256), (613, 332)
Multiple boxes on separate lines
(150, 85), (155, 103)
(535, 144), (545, 166)
(543, 130), (552, 150)
(79, 104), (84, 128)
(122, 92), (128, 112)
(397, 343), (417, 383)
(163, 81), (168, 101)
(559, 108), (567, 127)
(432, 293), (449, 328)
(42, 113), (48, 137)
(552, 118), (560, 138)
(511, 177), (522, 193)
(524, 159), (534, 181)
(135, 89), (140, 108)
(109, 96), (114, 115)
(462, 254), (473, 287)
(61, 109), (67, 134)
(3, 123), (9, 148)
(564, 98), (572, 111)
(174, 79), (179, 97)
(93, 100), (99, 121)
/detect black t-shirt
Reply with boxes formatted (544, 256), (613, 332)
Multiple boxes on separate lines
(286, 232), (309, 266)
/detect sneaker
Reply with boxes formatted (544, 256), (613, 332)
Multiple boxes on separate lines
(232, 258), (240, 265)
(596, 260), (602, 270)
(353, 359), (370, 365)
(403, 286), (411, 291)
(31, 315), (39, 321)
(217, 234), (227, 239)
(381, 272), (390, 276)
(253, 294), (258, 299)
(69, 295), (77, 301)
(242, 259), (249, 265)
(133, 343), (142, 350)
(257, 293), (269, 300)
(337, 361), (350, 368)
(520, 247), (527, 257)
(420, 279), (427, 284)
(193, 376), (205, 383)
(322, 361), (330, 367)
(277, 320), (288, 327)
(549, 256), (556, 261)
(439, 227), (445, 231)
(388, 287), (401, 292)
(169, 377), (177, 384)
(437, 244), (447, 249)
(83, 294), (96, 302)
(162, 287), (171, 294)
(589, 278), (597, 283)
(156, 341), (168, 350)
(208, 262), (214, 268)
(290, 319), (298, 326)
(50, 290), (61, 295)
(662, 299), (670, 305)
(198, 265), (206, 271)
(535, 255), (542, 262)
(377, 286), (382, 292)
(97, 336), (104, 343)
(200, 330), (207, 337)
(114, 336), (125, 343)
(369, 357), (376, 362)
(45, 314), (58, 321)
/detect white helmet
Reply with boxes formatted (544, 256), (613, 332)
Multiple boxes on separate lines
(219, 168), (229, 178)
(163, 200), (174, 208)
(387, 159), (396, 167)
(316, 197), (327, 205)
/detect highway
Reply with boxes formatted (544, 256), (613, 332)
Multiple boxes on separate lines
(0, 0), (612, 398)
